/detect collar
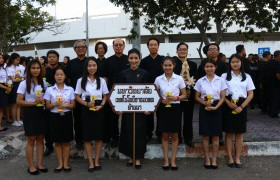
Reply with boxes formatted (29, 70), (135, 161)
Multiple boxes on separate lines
(53, 83), (70, 91)
(161, 73), (177, 81)
(231, 71), (242, 77)
(202, 74), (219, 83)
(87, 77), (96, 84)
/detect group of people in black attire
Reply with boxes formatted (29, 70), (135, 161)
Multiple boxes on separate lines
(0, 37), (279, 175)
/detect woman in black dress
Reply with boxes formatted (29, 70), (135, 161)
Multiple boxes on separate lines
(44, 67), (75, 173)
(154, 57), (187, 170)
(194, 59), (226, 169)
(118, 48), (149, 169)
(0, 53), (11, 131)
(221, 54), (255, 168)
(16, 60), (48, 175)
(75, 57), (109, 172)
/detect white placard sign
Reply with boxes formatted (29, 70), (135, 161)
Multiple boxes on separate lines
(108, 84), (161, 113)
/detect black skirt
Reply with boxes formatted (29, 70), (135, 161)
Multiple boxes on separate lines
(81, 106), (104, 141)
(199, 101), (223, 136)
(0, 84), (9, 108)
(223, 97), (247, 133)
(157, 103), (181, 133)
(23, 106), (47, 136)
(9, 82), (20, 104)
(119, 113), (146, 159)
(49, 111), (74, 143)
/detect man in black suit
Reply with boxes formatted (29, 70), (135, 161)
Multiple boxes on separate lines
(173, 42), (197, 146)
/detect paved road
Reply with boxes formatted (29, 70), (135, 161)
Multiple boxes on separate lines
(0, 155), (279, 180)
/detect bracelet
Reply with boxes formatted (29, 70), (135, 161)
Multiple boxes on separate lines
(176, 96), (180, 101)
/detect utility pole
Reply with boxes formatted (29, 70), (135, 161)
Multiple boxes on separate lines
(131, 18), (141, 52)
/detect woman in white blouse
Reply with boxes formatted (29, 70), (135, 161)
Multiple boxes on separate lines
(16, 60), (48, 175)
(194, 58), (226, 169)
(154, 57), (187, 170)
(75, 57), (109, 172)
(221, 54), (255, 168)
(44, 67), (75, 173)
(6, 53), (25, 127)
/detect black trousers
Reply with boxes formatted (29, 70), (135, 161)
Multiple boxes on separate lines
(268, 86), (280, 117)
(73, 103), (82, 144)
(103, 103), (119, 142)
(260, 82), (269, 112)
(44, 112), (53, 149)
(179, 101), (194, 143)
(146, 113), (154, 137)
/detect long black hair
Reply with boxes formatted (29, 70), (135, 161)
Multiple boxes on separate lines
(0, 53), (4, 69)
(81, 56), (100, 91)
(25, 60), (44, 94)
(7, 53), (20, 67)
(226, 54), (246, 82)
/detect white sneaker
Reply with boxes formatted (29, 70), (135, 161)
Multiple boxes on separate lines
(18, 120), (23, 125)
(12, 121), (21, 127)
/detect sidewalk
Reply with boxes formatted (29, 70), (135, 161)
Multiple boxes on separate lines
(1, 105), (279, 160)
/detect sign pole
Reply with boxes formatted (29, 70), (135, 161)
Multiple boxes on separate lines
(133, 112), (136, 168)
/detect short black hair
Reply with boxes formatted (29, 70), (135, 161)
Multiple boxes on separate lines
(47, 50), (59, 59)
(207, 43), (220, 51)
(273, 50), (280, 58)
(147, 37), (160, 47)
(95, 41), (108, 54)
(236, 44), (244, 54)
(128, 48), (141, 59)
(112, 39), (125, 45)
(176, 42), (188, 50)
(262, 51), (271, 58)
(204, 58), (217, 67)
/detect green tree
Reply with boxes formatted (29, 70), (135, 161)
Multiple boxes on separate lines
(110, 0), (280, 57)
(0, 0), (58, 53)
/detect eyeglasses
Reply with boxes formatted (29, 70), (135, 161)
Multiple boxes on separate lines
(75, 46), (87, 49)
(177, 48), (188, 52)
(114, 44), (124, 47)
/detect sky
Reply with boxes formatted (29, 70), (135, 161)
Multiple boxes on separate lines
(44, 0), (122, 19)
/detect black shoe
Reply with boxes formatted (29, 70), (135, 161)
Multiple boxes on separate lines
(111, 137), (119, 148)
(219, 140), (224, 146)
(43, 148), (53, 157)
(170, 166), (178, 170)
(162, 165), (170, 171)
(204, 164), (212, 169)
(27, 168), (39, 175)
(53, 168), (63, 173)
(75, 142), (83, 150)
(126, 162), (133, 167)
(212, 165), (218, 169)
(38, 167), (48, 173)
(88, 167), (95, 173)
(95, 166), (102, 171)
(235, 163), (242, 168)
(135, 164), (142, 169)
(186, 140), (194, 147)
(227, 163), (235, 168)
(64, 167), (72, 172)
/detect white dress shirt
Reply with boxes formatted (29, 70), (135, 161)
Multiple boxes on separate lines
(44, 84), (75, 113)
(0, 68), (7, 83)
(6, 65), (25, 80)
(221, 72), (255, 98)
(154, 73), (186, 104)
(75, 77), (109, 100)
(17, 80), (47, 102)
(194, 75), (227, 100)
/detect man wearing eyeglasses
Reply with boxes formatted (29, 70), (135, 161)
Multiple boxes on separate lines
(66, 40), (88, 151)
(195, 43), (228, 80)
(173, 42), (197, 146)
(101, 38), (129, 150)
